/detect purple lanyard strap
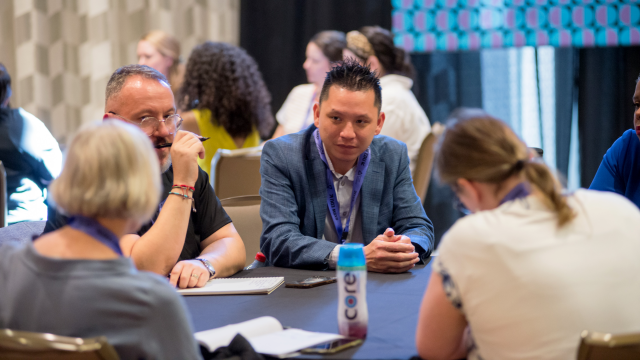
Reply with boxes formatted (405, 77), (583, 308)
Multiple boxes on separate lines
(499, 182), (531, 205)
(313, 129), (371, 243)
(68, 215), (123, 256)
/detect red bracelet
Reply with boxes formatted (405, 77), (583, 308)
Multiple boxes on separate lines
(173, 184), (195, 192)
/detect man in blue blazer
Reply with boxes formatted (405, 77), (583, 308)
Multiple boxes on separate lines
(260, 60), (434, 272)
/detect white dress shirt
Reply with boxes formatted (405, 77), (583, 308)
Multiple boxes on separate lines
(320, 144), (363, 269)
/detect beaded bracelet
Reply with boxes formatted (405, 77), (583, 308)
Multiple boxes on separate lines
(172, 184), (195, 192)
(168, 191), (197, 213)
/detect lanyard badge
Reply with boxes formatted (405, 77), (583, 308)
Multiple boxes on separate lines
(313, 129), (371, 243)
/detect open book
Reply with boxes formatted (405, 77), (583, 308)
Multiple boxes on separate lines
(178, 277), (284, 296)
(195, 316), (344, 357)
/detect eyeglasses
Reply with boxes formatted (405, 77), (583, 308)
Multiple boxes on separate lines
(450, 184), (472, 216)
(107, 112), (183, 136)
(452, 196), (472, 215)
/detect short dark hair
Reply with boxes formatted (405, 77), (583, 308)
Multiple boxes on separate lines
(310, 31), (346, 63)
(319, 58), (382, 110)
(105, 64), (169, 104)
(0, 63), (12, 107)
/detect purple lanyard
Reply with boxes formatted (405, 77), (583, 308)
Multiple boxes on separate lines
(313, 129), (370, 243)
(499, 182), (531, 205)
(68, 215), (123, 256)
(301, 92), (317, 131)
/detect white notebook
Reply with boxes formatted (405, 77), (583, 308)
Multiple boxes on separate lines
(195, 316), (344, 357)
(178, 277), (284, 296)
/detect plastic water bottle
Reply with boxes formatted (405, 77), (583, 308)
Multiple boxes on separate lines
(337, 244), (368, 339)
(244, 252), (267, 270)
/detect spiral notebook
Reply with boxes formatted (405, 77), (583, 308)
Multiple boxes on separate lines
(178, 277), (284, 295)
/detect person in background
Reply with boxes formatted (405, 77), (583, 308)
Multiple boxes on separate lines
(44, 65), (246, 288)
(271, 30), (346, 139)
(0, 120), (201, 359)
(179, 42), (274, 176)
(0, 63), (62, 224)
(343, 26), (430, 174)
(260, 60), (434, 271)
(589, 73), (640, 208)
(416, 109), (640, 360)
(137, 30), (185, 95)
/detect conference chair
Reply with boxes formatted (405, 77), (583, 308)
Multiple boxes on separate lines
(412, 123), (445, 204)
(0, 161), (6, 228)
(210, 146), (263, 200)
(0, 329), (119, 360)
(577, 330), (640, 360)
(220, 195), (262, 267)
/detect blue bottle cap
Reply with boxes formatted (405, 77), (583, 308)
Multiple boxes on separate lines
(337, 244), (366, 268)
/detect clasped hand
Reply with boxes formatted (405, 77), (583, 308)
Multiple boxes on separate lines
(364, 228), (419, 273)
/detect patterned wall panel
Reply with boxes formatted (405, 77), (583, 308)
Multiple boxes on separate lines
(392, 0), (640, 52)
(1, 0), (240, 143)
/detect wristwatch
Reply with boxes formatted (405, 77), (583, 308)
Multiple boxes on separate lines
(195, 258), (216, 279)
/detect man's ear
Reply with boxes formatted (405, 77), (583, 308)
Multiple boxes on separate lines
(375, 111), (385, 135)
(313, 103), (320, 128)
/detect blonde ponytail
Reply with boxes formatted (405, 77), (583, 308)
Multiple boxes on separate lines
(436, 108), (575, 227)
(523, 161), (575, 227)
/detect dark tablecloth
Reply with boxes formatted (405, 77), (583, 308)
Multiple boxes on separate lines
(184, 259), (433, 359)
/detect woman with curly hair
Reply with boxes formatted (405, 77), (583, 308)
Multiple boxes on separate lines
(179, 42), (274, 176)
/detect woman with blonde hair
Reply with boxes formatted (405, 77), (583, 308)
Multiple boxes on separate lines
(137, 30), (185, 93)
(0, 121), (201, 359)
(415, 109), (640, 360)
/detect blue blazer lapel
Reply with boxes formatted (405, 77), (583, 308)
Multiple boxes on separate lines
(361, 160), (384, 244)
(305, 134), (328, 239)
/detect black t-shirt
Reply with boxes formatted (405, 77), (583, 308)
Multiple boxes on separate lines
(43, 166), (232, 262)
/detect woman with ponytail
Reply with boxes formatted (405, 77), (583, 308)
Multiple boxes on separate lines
(344, 26), (430, 174)
(415, 109), (640, 360)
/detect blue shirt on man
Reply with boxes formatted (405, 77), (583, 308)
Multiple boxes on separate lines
(590, 129), (640, 208)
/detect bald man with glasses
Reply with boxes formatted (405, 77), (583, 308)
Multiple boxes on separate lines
(43, 65), (246, 288)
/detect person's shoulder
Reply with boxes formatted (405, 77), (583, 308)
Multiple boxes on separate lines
(370, 135), (408, 158)
(436, 214), (491, 262)
(571, 188), (640, 217)
(264, 126), (311, 153)
(610, 129), (639, 152)
(379, 74), (413, 90)
(17, 108), (43, 123)
(288, 83), (316, 97)
(0, 243), (27, 267)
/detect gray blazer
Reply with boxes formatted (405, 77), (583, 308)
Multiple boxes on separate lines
(260, 125), (434, 270)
